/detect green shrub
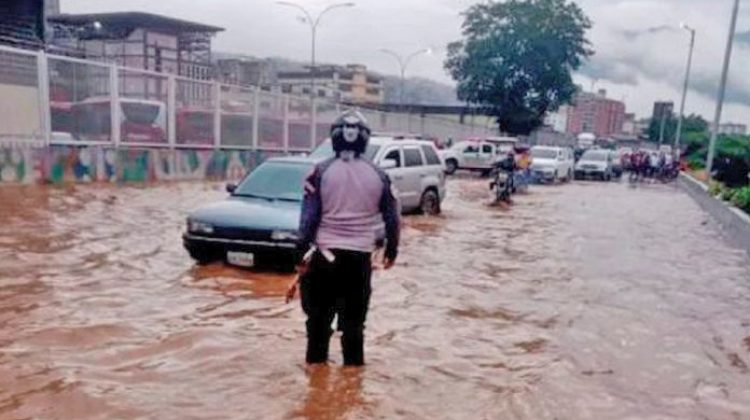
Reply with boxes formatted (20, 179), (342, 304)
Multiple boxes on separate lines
(721, 187), (738, 202)
(708, 181), (725, 197)
(730, 187), (750, 210)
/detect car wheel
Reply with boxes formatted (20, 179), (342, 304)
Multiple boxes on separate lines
(419, 189), (441, 216)
(445, 159), (458, 175)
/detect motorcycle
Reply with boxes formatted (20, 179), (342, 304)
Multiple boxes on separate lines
(489, 155), (515, 204)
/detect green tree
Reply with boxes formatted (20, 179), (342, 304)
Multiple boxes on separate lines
(445, 0), (593, 135)
(648, 114), (708, 144)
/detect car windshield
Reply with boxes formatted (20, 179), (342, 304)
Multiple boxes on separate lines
(234, 161), (311, 201)
(581, 151), (609, 162)
(531, 149), (558, 159)
(310, 140), (381, 161)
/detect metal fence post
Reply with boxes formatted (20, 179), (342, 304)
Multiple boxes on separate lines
(214, 82), (222, 149)
(252, 87), (260, 150)
(311, 97), (317, 151)
(36, 50), (51, 146)
(167, 75), (176, 147)
(283, 94), (290, 154)
(110, 64), (120, 146)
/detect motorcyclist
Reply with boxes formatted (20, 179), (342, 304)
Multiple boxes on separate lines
(490, 150), (516, 203)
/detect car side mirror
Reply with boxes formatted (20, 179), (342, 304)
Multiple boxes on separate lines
(379, 159), (398, 170)
(226, 183), (237, 194)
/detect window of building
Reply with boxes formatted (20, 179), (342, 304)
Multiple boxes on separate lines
(318, 89), (326, 97)
(281, 84), (292, 93)
(302, 87), (311, 95)
(404, 148), (424, 167)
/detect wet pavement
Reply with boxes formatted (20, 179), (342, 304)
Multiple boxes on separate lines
(1, 178), (749, 419)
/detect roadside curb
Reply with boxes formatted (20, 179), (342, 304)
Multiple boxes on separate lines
(677, 172), (750, 255)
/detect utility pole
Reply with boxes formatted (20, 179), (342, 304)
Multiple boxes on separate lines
(674, 24), (696, 157)
(277, 2), (355, 99)
(707, 0), (741, 179)
(379, 48), (431, 107)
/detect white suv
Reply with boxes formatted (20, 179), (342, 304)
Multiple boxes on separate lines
(311, 136), (447, 214)
(530, 146), (575, 183)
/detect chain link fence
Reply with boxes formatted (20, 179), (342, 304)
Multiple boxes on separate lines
(0, 44), (495, 150)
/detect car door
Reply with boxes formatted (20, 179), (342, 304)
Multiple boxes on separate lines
(401, 146), (426, 209)
(380, 146), (410, 206)
(478, 143), (496, 169)
(461, 142), (481, 169)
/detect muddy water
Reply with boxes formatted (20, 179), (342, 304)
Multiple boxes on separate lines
(1, 179), (749, 419)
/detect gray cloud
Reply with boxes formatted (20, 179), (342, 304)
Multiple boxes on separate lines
(578, 59), (639, 86)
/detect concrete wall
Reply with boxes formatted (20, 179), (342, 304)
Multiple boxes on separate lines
(0, 142), (273, 184)
(678, 173), (750, 255)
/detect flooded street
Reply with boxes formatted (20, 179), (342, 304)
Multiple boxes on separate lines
(1, 178), (749, 419)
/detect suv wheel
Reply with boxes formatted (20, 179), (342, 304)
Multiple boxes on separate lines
(419, 190), (441, 215)
(445, 159), (458, 175)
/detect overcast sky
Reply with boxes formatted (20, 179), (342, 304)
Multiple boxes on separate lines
(62, 0), (750, 123)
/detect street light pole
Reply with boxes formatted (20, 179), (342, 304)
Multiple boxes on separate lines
(707, 0), (741, 180)
(277, 1), (355, 99)
(379, 48), (431, 107)
(674, 23), (696, 157)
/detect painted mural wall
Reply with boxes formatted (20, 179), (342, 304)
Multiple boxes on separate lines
(0, 142), (275, 185)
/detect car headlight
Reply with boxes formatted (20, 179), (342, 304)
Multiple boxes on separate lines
(188, 219), (214, 234)
(271, 230), (299, 241)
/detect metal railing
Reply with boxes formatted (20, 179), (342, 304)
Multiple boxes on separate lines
(0, 44), (495, 151)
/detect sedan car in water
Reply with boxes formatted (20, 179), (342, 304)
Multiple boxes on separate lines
(183, 157), (315, 268)
(574, 149), (613, 181)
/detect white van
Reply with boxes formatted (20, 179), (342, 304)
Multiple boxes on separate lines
(530, 146), (575, 182)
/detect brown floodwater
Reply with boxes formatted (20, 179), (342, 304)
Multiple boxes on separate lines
(1, 178), (749, 419)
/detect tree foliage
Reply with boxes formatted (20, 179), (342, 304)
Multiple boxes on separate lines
(445, 0), (593, 135)
(648, 114), (708, 144)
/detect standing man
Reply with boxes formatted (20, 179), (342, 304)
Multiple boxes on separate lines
(296, 110), (400, 366)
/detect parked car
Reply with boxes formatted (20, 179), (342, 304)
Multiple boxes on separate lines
(574, 150), (614, 181)
(529, 146), (575, 183)
(439, 136), (519, 175)
(312, 136), (447, 214)
(183, 157), (314, 267)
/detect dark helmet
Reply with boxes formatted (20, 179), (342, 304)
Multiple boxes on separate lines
(331, 110), (371, 157)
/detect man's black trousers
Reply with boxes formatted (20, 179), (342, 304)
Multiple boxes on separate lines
(300, 249), (372, 366)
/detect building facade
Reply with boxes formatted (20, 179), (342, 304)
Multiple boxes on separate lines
(566, 90), (626, 137)
(278, 64), (384, 104)
(0, 0), (46, 50)
(215, 58), (272, 88)
(652, 101), (674, 123)
(718, 123), (748, 136)
(544, 105), (569, 133)
(48, 13), (223, 81)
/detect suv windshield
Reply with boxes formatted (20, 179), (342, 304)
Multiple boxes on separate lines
(581, 151), (609, 162)
(531, 148), (558, 159)
(310, 140), (381, 161)
(234, 161), (311, 201)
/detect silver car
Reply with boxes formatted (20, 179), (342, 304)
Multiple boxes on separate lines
(311, 136), (447, 214)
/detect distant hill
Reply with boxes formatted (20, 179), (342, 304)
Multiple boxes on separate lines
(382, 75), (462, 106)
(213, 52), (461, 106)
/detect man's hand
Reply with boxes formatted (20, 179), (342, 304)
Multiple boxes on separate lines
(383, 257), (395, 270)
(285, 277), (299, 304)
